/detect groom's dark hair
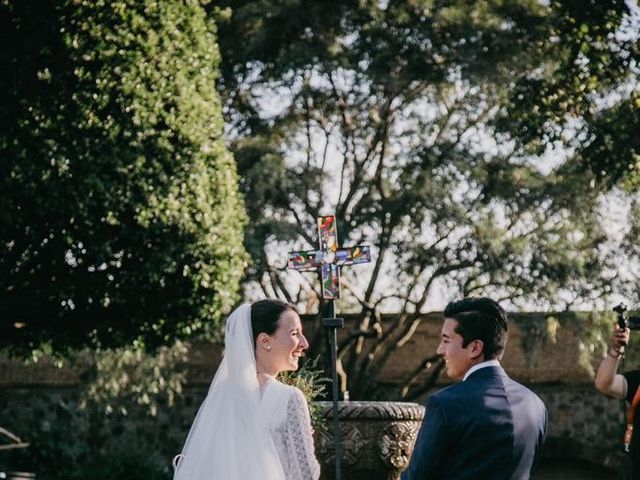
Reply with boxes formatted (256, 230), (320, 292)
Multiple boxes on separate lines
(444, 297), (508, 360)
(251, 299), (297, 345)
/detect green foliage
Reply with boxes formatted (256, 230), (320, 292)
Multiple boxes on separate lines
(2, 398), (172, 480)
(280, 355), (330, 430)
(1, 342), (191, 478)
(515, 311), (615, 376)
(80, 341), (188, 417)
(1, 348), (326, 479)
(497, 0), (640, 190)
(0, 0), (248, 353)
(212, 0), (619, 398)
(495, 1), (640, 305)
(574, 310), (620, 376)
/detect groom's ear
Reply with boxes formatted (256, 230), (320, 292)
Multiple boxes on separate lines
(468, 339), (485, 360)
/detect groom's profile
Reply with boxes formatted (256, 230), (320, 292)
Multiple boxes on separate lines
(402, 297), (547, 480)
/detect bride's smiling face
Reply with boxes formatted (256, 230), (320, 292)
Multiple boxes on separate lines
(266, 310), (309, 372)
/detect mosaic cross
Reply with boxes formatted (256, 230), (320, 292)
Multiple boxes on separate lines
(287, 215), (372, 299)
(287, 214), (372, 480)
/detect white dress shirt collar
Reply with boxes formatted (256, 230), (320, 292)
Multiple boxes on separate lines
(463, 359), (501, 381)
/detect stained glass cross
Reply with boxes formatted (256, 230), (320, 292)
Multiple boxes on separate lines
(287, 214), (372, 480)
(287, 215), (371, 299)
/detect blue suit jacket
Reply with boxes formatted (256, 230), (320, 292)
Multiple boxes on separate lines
(402, 365), (547, 480)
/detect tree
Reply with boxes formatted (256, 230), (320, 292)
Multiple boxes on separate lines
(212, 0), (618, 399)
(495, 0), (640, 302)
(0, 0), (247, 354)
(497, 0), (639, 190)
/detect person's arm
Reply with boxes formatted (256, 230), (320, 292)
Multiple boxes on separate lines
(401, 396), (449, 480)
(283, 388), (321, 480)
(594, 324), (629, 399)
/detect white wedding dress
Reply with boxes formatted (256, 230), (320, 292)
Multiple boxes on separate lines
(173, 304), (320, 480)
(261, 379), (320, 479)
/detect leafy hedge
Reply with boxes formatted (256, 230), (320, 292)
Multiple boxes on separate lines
(0, 0), (247, 353)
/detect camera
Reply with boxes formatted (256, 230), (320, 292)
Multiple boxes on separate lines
(613, 303), (640, 330)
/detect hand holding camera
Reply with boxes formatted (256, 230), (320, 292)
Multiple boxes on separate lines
(612, 303), (633, 357)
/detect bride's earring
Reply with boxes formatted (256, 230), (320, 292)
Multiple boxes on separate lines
(265, 345), (271, 351)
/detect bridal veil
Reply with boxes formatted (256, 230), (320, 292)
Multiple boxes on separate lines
(173, 303), (286, 479)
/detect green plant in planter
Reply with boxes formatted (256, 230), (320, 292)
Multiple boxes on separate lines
(280, 355), (330, 431)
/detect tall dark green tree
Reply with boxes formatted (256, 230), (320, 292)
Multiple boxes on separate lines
(0, 0), (247, 353)
(212, 0), (623, 399)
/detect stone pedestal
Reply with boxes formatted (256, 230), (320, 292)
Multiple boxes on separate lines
(314, 401), (424, 480)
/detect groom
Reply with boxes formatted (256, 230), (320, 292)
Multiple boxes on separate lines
(402, 297), (547, 480)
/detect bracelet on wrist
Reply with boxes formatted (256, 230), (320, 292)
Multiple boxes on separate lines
(608, 347), (623, 358)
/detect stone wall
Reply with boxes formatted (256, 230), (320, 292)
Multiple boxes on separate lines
(0, 311), (631, 476)
(0, 384), (208, 476)
(536, 384), (626, 471)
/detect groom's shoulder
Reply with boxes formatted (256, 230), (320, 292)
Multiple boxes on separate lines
(509, 378), (546, 409)
(422, 384), (468, 419)
(429, 381), (469, 404)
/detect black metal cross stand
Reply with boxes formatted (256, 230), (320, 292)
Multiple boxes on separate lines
(288, 215), (371, 480)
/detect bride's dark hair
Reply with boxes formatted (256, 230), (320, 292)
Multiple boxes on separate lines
(250, 299), (297, 345)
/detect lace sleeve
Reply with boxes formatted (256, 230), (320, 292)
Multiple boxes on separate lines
(284, 388), (321, 480)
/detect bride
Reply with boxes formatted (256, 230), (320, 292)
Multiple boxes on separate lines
(173, 299), (321, 479)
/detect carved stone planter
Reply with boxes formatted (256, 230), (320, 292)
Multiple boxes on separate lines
(314, 401), (425, 480)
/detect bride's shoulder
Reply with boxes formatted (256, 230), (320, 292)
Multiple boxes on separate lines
(274, 380), (306, 402)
